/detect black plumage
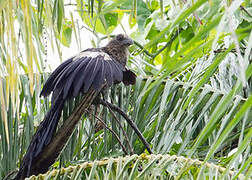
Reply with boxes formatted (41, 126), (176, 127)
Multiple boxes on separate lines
(15, 34), (136, 180)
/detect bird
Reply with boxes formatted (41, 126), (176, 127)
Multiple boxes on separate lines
(14, 34), (136, 179)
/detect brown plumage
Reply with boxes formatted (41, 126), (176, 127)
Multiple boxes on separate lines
(102, 34), (130, 66)
(14, 34), (136, 180)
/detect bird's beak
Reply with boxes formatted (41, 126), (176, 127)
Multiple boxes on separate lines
(123, 38), (134, 46)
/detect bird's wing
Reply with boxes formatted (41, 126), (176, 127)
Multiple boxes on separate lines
(123, 68), (137, 85)
(40, 50), (124, 100)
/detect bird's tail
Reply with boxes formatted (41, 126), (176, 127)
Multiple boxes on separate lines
(14, 91), (64, 180)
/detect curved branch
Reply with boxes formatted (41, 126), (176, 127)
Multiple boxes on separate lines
(97, 98), (153, 154)
(133, 29), (181, 59)
(86, 110), (129, 155)
(240, 5), (252, 18)
(106, 103), (134, 155)
(133, 40), (155, 58)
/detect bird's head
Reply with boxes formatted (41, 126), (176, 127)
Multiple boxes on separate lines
(102, 34), (133, 66)
(106, 34), (134, 48)
(115, 34), (134, 46)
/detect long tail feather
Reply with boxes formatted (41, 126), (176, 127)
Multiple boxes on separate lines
(14, 91), (64, 180)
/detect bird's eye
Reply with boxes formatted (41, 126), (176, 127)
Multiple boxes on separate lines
(116, 34), (124, 41)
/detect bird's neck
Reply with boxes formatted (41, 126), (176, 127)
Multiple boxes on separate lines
(101, 45), (128, 67)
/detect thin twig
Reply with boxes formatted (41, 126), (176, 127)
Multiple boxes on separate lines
(106, 104), (134, 155)
(97, 98), (153, 154)
(240, 5), (252, 18)
(3, 170), (18, 180)
(133, 40), (155, 58)
(214, 48), (236, 54)
(182, 0), (203, 25)
(85, 110), (128, 155)
(133, 30), (181, 59)
(152, 29), (180, 58)
(64, 3), (77, 6)
(81, 25), (98, 38)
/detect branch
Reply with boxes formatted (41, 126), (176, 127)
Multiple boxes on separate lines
(133, 30), (180, 59)
(29, 89), (99, 175)
(133, 40), (155, 58)
(105, 103), (134, 155)
(214, 48), (236, 54)
(64, 3), (77, 6)
(97, 98), (153, 154)
(86, 110), (129, 155)
(240, 5), (252, 19)
(152, 29), (180, 58)
(81, 25), (98, 38)
(182, 0), (203, 25)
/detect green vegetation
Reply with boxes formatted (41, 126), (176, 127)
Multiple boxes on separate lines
(0, 0), (251, 179)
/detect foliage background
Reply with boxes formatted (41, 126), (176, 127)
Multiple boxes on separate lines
(0, 0), (251, 179)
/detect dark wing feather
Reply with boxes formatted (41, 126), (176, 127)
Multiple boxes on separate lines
(45, 59), (79, 97)
(111, 61), (124, 82)
(72, 55), (122, 96)
(123, 69), (137, 85)
(40, 58), (73, 97)
(71, 57), (95, 96)
(40, 50), (127, 100)
(82, 57), (101, 93)
(62, 57), (91, 99)
(54, 58), (84, 91)
(92, 59), (105, 90)
(104, 60), (114, 86)
(81, 57), (100, 93)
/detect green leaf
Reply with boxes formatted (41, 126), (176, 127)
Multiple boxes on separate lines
(0, 0), (7, 12)
(204, 94), (252, 162)
(104, 13), (118, 27)
(120, 0), (151, 31)
(52, 0), (64, 33)
(144, 0), (209, 48)
(182, 45), (234, 110)
(59, 21), (72, 47)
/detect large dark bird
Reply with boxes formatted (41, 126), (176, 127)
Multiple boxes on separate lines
(15, 34), (136, 179)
